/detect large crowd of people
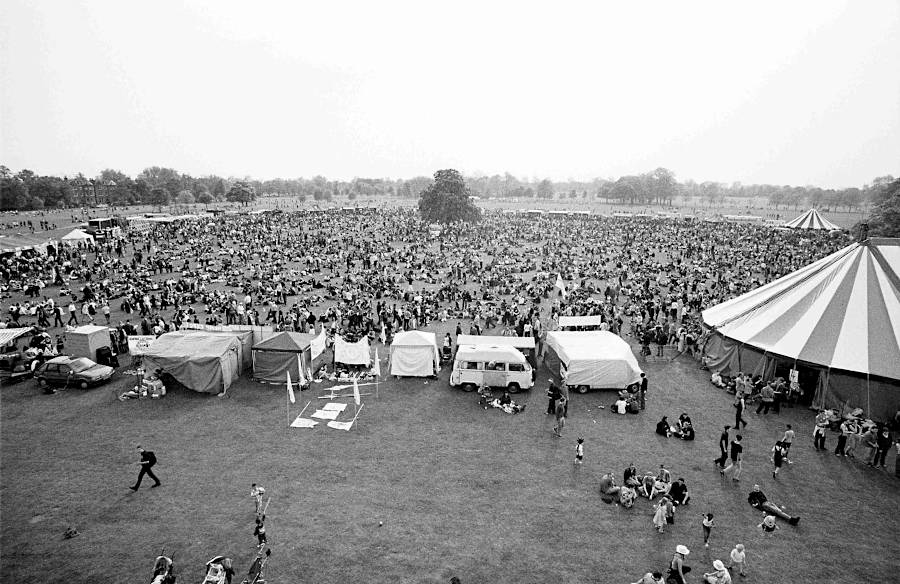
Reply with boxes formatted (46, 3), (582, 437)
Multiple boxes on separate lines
(2, 206), (887, 581)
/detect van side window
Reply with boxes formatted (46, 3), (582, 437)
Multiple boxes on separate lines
(464, 361), (480, 370)
(494, 362), (505, 371)
(508, 363), (525, 372)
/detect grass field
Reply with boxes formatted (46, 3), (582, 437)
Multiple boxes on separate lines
(2, 330), (898, 584)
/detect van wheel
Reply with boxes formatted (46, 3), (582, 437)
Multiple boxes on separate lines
(507, 383), (520, 394)
(462, 383), (477, 392)
(577, 385), (589, 394)
(79, 380), (89, 390)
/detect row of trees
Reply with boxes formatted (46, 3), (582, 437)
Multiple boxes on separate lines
(0, 163), (894, 214)
(0, 166), (261, 211)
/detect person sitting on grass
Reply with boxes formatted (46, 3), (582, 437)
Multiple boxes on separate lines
(619, 485), (637, 509)
(631, 571), (665, 584)
(747, 484), (800, 525)
(672, 413), (696, 440)
(624, 463), (641, 488)
(598, 472), (621, 504)
(667, 477), (690, 506)
(702, 559), (733, 584)
(656, 416), (671, 437)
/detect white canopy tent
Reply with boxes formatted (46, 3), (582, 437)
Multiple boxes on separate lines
(61, 228), (94, 246)
(389, 330), (439, 377)
(544, 331), (643, 390)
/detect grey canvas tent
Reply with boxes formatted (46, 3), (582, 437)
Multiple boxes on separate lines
(251, 331), (317, 383)
(142, 332), (242, 394)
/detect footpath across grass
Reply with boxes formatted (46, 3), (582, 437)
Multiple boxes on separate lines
(1, 348), (898, 584)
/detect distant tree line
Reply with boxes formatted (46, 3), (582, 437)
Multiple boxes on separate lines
(0, 163), (893, 214)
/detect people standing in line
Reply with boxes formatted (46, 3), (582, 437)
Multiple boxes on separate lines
(872, 426), (893, 469)
(834, 419), (852, 456)
(714, 425), (731, 469)
(813, 410), (829, 451)
(129, 445), (161, 491)
(844, 419), (861, 458)
(755, 382), (775, 415)
(721, 435), (743, 482)
(639, 372), (648, 410)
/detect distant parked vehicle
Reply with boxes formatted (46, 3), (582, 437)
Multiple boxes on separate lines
(35, 356), (114, 390)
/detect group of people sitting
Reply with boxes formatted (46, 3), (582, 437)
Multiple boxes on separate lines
(612, 389), (642, 414)
(477, 386), (526, 414)
(655, 413), (696, 440)
(598, 463), (691, 509)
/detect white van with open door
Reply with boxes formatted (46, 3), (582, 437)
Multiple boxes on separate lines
(450, 345), (534, 393)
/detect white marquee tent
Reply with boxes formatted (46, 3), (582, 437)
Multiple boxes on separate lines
(702, 237), (900, 419)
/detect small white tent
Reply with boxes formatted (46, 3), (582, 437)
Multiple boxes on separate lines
(389, 330), (439, 377)
(61, 228), (95, 246)
(544, 331), (643, 390)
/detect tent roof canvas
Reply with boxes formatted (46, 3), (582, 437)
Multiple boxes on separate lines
(253, 331), (315, 352)
(61, 228), (94, 241)
(544, 330), (643, 387)
(782, 209), (841, 230)
(390, 330), (438, 348)
(702, 238), (900, 379)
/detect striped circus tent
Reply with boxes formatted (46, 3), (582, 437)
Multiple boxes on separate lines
(782, 208), (841, 230)
(702, 237), (900, 419)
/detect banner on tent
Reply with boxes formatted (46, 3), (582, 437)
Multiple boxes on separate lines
(127, 335), (157, 355)
(334, 335), (370, 365)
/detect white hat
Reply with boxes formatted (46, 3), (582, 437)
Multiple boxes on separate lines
(713, 560), (726, 571)
(676, 545), (690, 555)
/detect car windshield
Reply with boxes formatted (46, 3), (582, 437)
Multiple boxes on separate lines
(69, 358), (96, 373)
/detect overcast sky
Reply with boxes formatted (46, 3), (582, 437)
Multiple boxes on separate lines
(2, 1), (898, 187)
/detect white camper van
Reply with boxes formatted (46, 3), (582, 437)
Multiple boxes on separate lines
(450, 345), (534, 393)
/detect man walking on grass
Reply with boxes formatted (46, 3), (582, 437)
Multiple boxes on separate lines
(721, 435), (743, 481)
(130, 445), (161, 491)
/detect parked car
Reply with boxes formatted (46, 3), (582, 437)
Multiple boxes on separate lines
(35, 356), (114, 390)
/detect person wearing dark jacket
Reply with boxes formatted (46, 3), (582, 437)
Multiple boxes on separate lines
(747, 484), (799, 525)
(130, 445), (161, 490)
(546, 382), (561, 415)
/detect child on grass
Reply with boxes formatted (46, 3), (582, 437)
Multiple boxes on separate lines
(728, 544), (747, 577)
(575, 437), (584, 465)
